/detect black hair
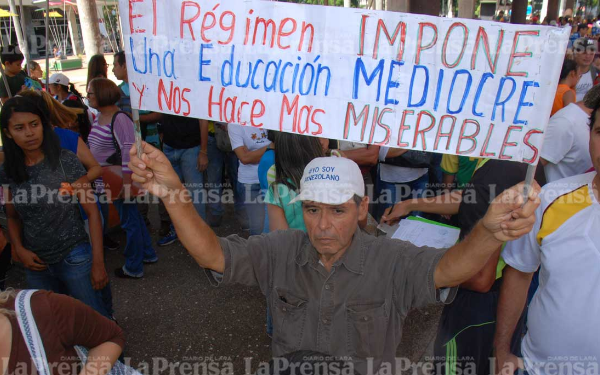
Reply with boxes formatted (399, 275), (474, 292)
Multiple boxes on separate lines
(1, 45), (24, 65)
(591, 101), (600, 131)
(0, 96), (61, 183)
(62, 99), (92, 143)
(578, 23), (589, 31)
(273, 133), (324, 194)
(560, 59), (579, 81)
(54, 81), (83, 100)
(114, 51), (126, 67)
(68, 83), (83, 100)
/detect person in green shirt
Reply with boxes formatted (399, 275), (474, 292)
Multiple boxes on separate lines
(264, 132), (325, 232)
(0, 45), (27, 103)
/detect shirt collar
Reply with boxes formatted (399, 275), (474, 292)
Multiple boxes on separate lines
(295, 227), (365, 275)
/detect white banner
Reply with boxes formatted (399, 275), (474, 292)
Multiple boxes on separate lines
(120, 0), (570, 164)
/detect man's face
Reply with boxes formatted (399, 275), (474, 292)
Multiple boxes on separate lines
(4, 59), (23, 75)
(112, 60), (127, 81)
(590, 111), (600, 175)
(581, 27), (590, 36)
(575, 50), (596, 67)
(303, 197), (368, 258)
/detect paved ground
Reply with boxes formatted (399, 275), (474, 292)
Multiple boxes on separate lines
(5, 199), (442, 374)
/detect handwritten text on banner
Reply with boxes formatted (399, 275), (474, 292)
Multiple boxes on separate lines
(120, 0), (569, 164)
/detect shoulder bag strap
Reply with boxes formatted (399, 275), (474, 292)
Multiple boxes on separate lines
(110, 111), (130, 161)
(15, 290), (52, 375)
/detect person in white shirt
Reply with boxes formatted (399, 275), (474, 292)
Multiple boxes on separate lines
(540, 84), (598, 182)
(228, 124), (272, 235)
(375, 147), (430, 219)
(573, 38), (598, 101)
(494, 104), (600, 375)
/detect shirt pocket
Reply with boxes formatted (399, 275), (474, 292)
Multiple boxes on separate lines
(271, 287), (308, 353)
(346, 300), (388, 359)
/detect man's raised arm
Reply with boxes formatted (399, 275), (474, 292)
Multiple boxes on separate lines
(434, 181), (541, 289)
(128, 142), (225, 273)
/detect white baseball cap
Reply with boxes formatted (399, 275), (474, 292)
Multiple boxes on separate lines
(49, 73), (70, 86)
(289, 157), (365, 205)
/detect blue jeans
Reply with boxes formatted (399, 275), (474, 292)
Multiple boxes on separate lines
(113, 199), (157, 276)
(375, 172), (429, 220)
(206, 136), (244, 217)
(25, 242), (110, 318)
(237, 182), (264, 235)
(164, 144), (206, 220)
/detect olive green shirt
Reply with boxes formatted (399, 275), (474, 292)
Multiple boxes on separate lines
(206, 228), (457, 374)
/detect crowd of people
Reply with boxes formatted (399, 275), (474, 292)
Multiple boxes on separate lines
(0, 14), (597, 375)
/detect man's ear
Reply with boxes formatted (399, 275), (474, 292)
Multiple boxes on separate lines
(358, 196), (369, 222)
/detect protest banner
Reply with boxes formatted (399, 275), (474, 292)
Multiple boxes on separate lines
(119, 0), (569, 164)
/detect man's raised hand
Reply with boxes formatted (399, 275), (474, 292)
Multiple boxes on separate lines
(128, 142), (184, 199)
(482, 181), (541, 243)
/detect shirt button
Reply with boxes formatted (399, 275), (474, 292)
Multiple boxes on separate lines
(282, 307), (287, 312)
(322, 319), (328, 324)
(325, 284), (331, 290)
(362, 316), (369, 322)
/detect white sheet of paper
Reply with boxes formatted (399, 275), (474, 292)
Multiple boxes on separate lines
(391, 219), (460, 249)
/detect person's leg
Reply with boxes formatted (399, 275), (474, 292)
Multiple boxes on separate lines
(100, 283), (115, 319)
(98, 196), (119, 251)
(244, 183), (265, 236)
(25, 266), (63, 292)
(158, 200), (171, 236)
(134, 201), (158, 263)
(163, 145), (184, 181)
(377, 179), (399, 219)
(136, 194), (150, 226)
(206, 135), (225, 221)
(113, 199), (145, 277)
(159, 145), (184, 244)
(58, 242), (110, 318)
(0, 242), (11, 290)
(228, 152), (248, 228)
(406, 173), (430, 199)
(403, 173), (430, 217)
(180, 146), (206, 220)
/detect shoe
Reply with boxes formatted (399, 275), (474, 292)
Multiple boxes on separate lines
(158, 226), (178, 246)
(159, 222), (171, 237)
(103, 236), (119, 251)
(114, 267), (142, 279)
(143, 256), (158, 264)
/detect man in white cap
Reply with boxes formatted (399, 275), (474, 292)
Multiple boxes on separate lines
(127, 141), (540, 375)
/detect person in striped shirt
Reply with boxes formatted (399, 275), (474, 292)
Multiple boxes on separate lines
(87, 78), (157, 279)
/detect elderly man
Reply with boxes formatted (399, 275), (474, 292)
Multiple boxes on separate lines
(128, 143), (539, 374)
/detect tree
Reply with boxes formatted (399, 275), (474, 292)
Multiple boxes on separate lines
(75, 0), (103, 57)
